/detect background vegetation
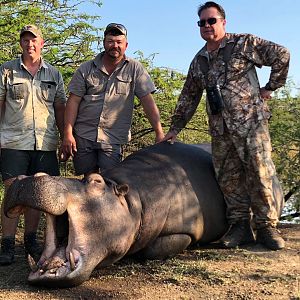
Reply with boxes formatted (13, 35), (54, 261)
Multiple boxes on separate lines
(0, 0), (299, 221)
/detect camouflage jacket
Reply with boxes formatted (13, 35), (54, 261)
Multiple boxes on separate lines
(170, 33), (290, 137)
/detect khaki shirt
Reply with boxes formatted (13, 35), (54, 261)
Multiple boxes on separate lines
(0, 57), (66, 150)
(68, 52), (156, 144)
(170, 33), (290, 137)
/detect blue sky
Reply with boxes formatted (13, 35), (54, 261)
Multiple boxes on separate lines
(83, 0), (299, 95)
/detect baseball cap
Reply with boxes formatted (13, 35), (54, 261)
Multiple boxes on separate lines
(20, 24), (43, 39)
(104, 23), (127, 37)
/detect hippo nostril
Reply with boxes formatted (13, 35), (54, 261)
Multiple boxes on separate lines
(86, 173), (105, 185)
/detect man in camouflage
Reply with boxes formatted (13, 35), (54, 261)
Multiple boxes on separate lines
(163, 1), (290, 250)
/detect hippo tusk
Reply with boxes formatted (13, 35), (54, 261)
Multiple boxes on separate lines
(28, 255), (38, 272)
(69, 251), (75, 271)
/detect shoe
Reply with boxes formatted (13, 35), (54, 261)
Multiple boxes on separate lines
(0, 236), (15, 265)
(220, 220), (255, 248)
(256, 226), (285, 250)
(24, 232), (43, 261)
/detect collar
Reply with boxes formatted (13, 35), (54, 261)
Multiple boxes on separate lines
(19, 56), (48, 69)
(93, 51), (129, 69)
(198, 33), (235, 58)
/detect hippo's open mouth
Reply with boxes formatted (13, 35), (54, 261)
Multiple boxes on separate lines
(27, 211), (85, 286)
(4, 173), (118, 287)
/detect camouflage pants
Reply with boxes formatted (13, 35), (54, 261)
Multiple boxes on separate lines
(211, 120), (283, 228)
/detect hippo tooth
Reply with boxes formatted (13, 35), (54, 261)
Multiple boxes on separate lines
(69, 251), (75, 271)
(27, 254), (38, 272)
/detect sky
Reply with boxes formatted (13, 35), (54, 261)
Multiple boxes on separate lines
(82, 0), (299, 95)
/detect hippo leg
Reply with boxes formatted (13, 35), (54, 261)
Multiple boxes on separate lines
(142, 234), (192, 259)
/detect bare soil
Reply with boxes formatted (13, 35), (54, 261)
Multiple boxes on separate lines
(0, 223), (299, 300)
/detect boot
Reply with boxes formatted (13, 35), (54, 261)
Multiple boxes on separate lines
(220, 219), (255, 248)
(24, 232), (43, 261)
(0, 236), (15, 265)
(256, 225), (285, 250)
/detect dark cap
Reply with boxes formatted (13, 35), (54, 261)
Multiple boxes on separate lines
(20, 24), (43, 39)
(104, 23), (127, 37)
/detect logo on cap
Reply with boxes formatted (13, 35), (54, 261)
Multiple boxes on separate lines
(20, 25), (43, 39)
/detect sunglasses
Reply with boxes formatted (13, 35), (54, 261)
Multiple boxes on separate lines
(105, 23), (127, 36)
(197, 17), (223, 27)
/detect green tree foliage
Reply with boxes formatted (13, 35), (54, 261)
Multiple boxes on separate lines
(0, 0), (102, 83)
(269, 81), (300, 214)
(126, 51), (210, 154)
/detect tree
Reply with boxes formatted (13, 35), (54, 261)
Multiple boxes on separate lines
(125, 51), (210, 154)
(269, 81), (300, 219)
(0, 0), (102, 84)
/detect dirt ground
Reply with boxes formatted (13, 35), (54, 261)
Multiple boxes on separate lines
(0, 223), (299, 300)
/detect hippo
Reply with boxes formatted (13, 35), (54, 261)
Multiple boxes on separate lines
(3, 141), (283, 287)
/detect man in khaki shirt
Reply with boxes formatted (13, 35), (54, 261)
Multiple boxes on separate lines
(62, 23), (164, 176)
(0, 25), (66, 265)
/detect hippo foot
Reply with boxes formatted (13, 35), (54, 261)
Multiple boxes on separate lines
(142, 234), (192, 259)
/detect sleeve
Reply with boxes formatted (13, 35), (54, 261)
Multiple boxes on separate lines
(54, 71), (67, 103)
(134, 62), (156, 99)
(243, 34), (290, 91)
(68, 64), (88, 97)
(170, 58), (204, 134)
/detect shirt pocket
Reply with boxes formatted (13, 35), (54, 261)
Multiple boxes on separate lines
(40, 81), (57, 102)
(8, 79), (27, 100)
(116, 75), (132, 95)
(86, 72), (106, 95)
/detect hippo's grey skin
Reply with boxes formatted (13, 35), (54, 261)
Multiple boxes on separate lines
(3, 141), (276, 288)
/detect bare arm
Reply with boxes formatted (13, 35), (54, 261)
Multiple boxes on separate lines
(61, 93), (82, 159)
(54, 101), (65, 139)
(140, 93), (164, 143)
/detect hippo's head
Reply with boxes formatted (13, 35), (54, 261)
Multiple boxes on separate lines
(4, 173), (141, 287)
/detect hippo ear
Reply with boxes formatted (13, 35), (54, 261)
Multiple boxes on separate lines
(114, 184), (129, 196)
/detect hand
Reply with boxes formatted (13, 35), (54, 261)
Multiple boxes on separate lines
(260, 88), (272, 100)
(61, 133), (77, 160)
(58, 145), (70, 162)
(162, 130), (177, 145)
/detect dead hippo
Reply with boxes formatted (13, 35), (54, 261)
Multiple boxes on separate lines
(4, 142), (228, 287)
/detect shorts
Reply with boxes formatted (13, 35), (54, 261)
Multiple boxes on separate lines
(73, 135), (122, 175)
(0, 149), (59, 181)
